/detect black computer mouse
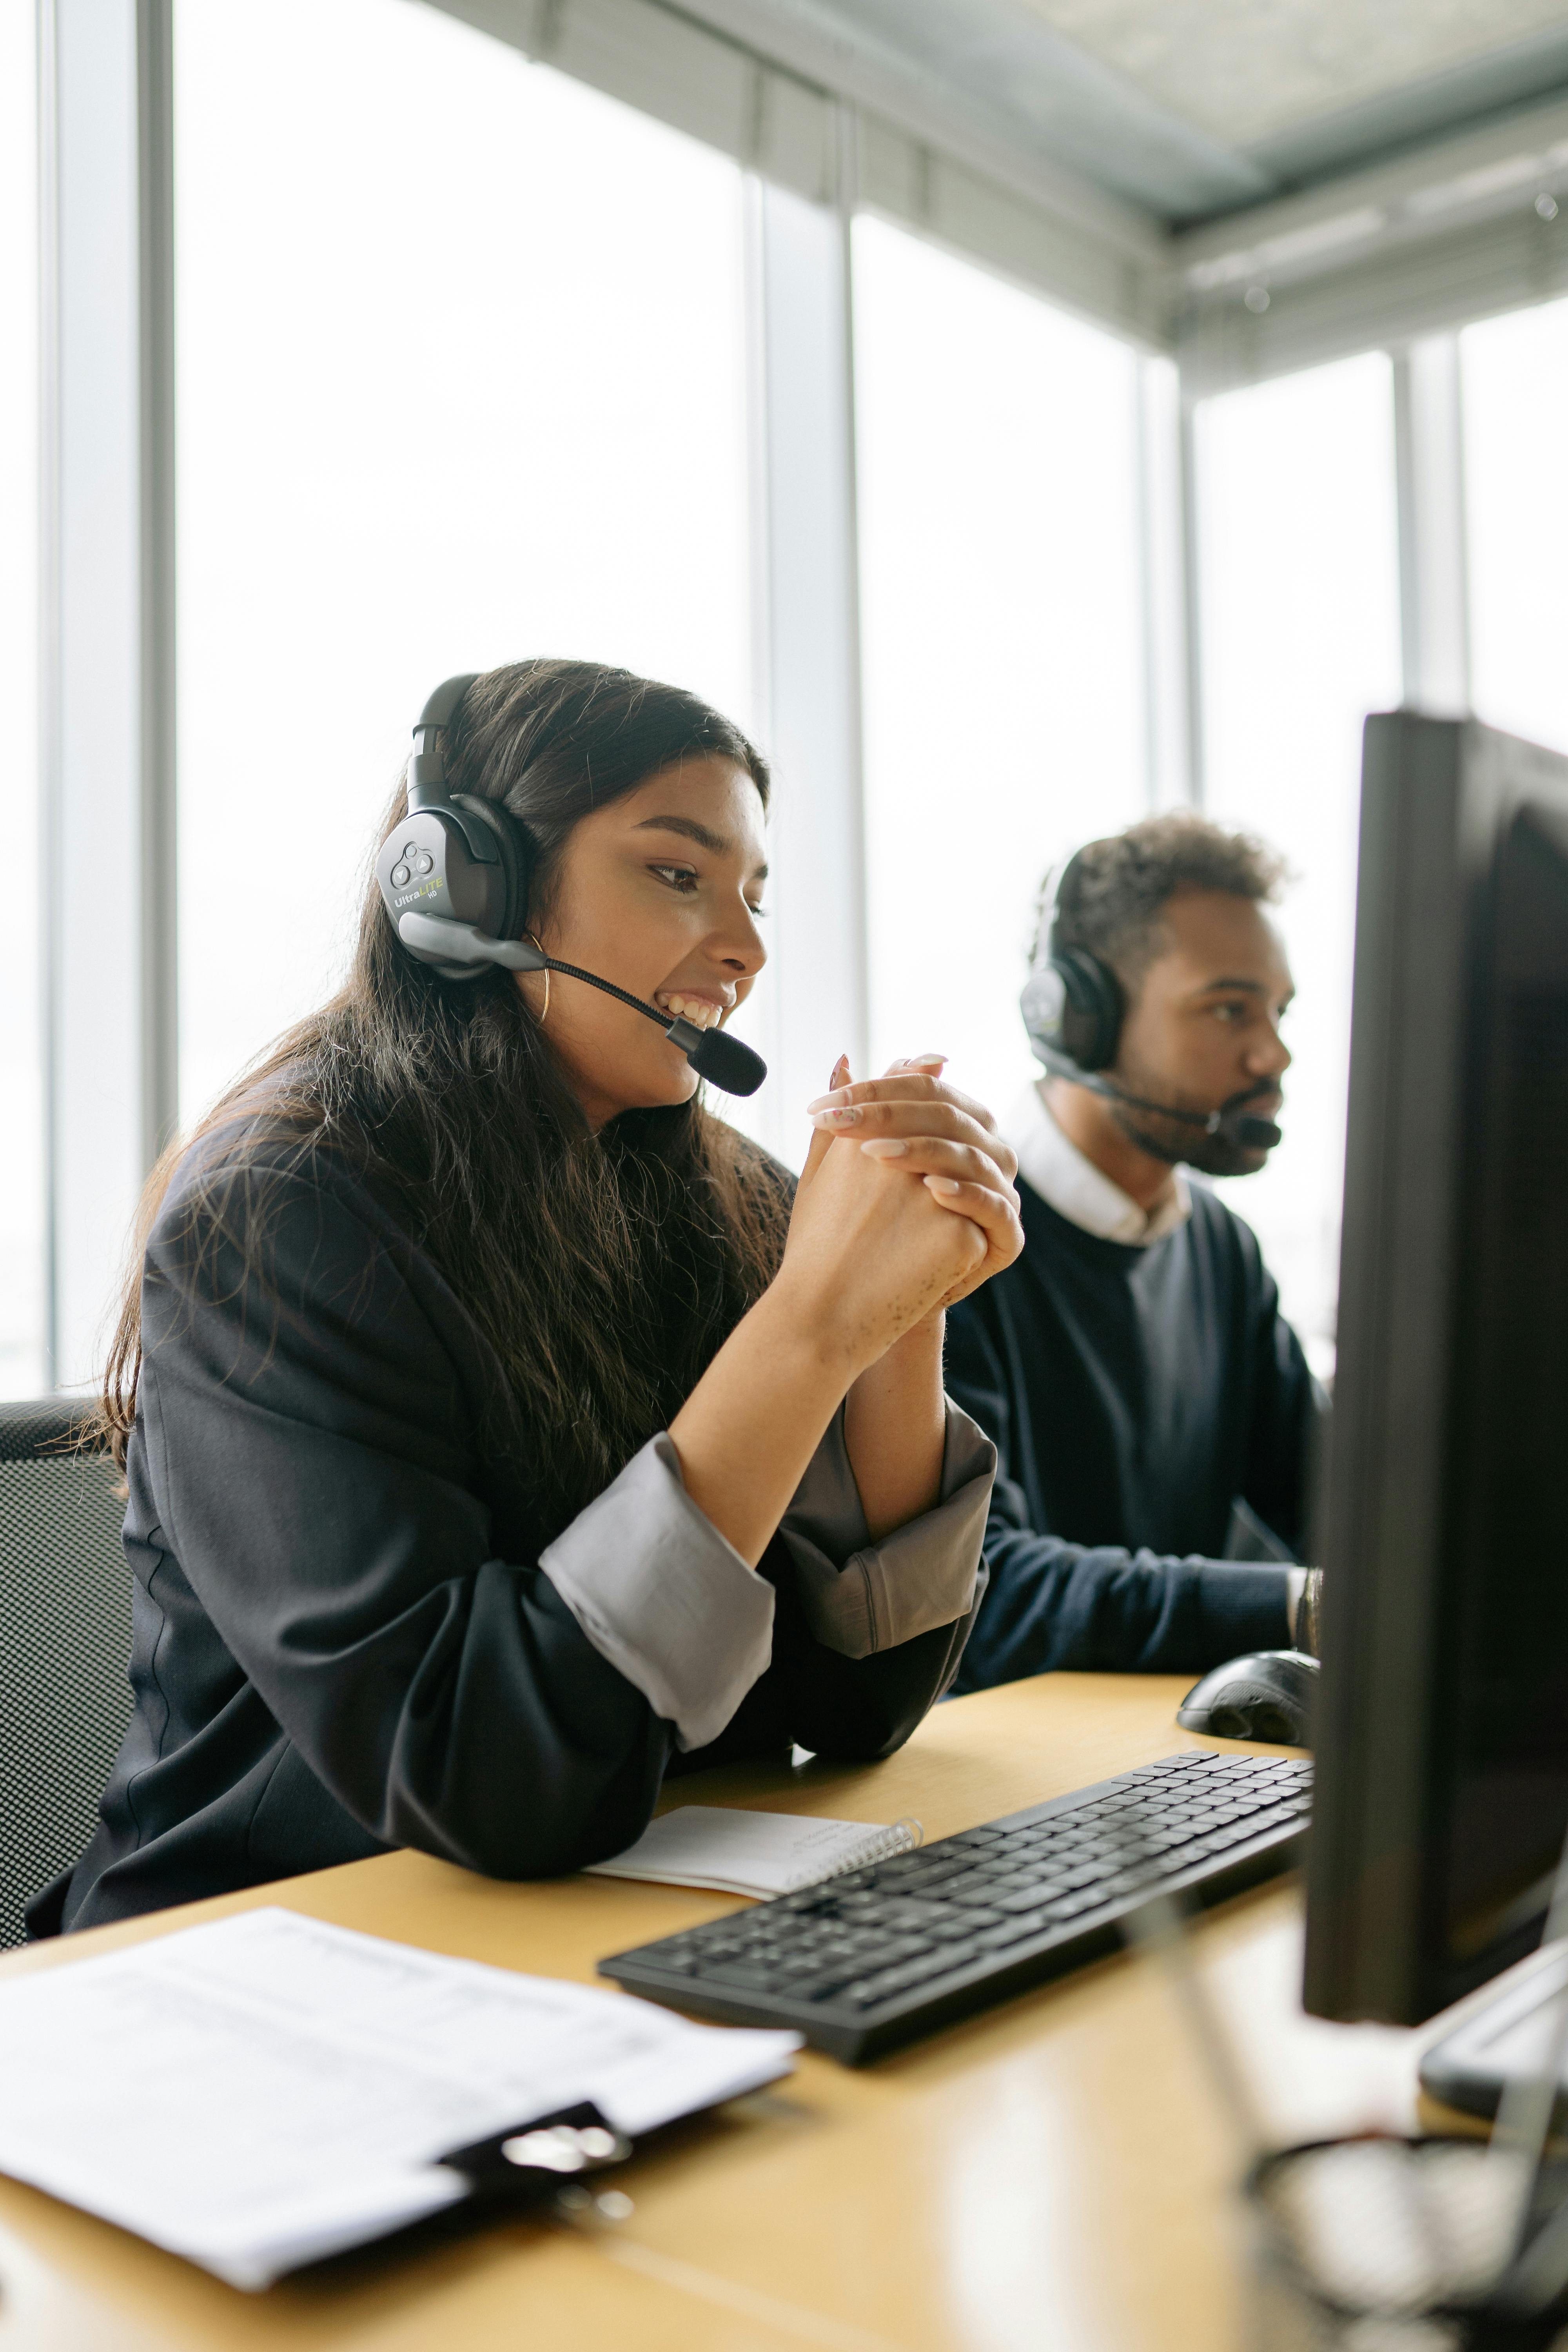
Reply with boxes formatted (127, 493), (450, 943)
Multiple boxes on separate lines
(1176, 1649), (1318, 1747)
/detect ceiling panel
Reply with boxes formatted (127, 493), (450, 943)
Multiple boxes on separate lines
(1015, 0), (1568, 149)
(664, 0), (1568, 230)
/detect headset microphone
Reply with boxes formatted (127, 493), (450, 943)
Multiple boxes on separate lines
(1027, 1034), (1283, 1152)
(394, 910), (766, 1094)
(1221, 1108), (1284, 1151)
(1048, 1054), (1279, 1152)
(377, 676), (767, 1098)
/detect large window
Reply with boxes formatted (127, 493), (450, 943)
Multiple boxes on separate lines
(0, 0), (43, 1399)
(24, 1), (1561, 1405)
(853, 215), (1147, 1131)
(1195, 353), (1401, 1374)
(175, 0), (753, 1125)
(1463, 296), (1568, 758)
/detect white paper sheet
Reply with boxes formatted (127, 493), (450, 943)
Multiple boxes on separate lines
(0, 1908), (798, 2288)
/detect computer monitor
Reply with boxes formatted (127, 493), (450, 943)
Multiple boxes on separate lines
(1303, 710), (1568, 2030)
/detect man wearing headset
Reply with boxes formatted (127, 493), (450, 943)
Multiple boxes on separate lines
(945, 812), (1324, 1690)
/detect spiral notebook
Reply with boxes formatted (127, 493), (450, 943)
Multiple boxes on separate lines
(584, 1807), (924, 1898)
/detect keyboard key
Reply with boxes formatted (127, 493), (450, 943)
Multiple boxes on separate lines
(982, 1871), (1043, 1898)
(703, 1962), (788, 1992)
(843, 1952), (956, 2005)
(1045, 1890), (1104, 1921)
(851, 1935), (933, 1968)
(923, 1937), (987, 1973)
(850, 1898), (940, 1929)
(994, 1884), (1061, 1913)
(976, 1910), (1052, 1945)
(932, 1870), (1000, 1902)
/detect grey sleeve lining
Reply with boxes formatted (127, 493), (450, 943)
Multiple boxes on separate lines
(776, 1400), (997, 1660)
(539, 1434), (777, 1753)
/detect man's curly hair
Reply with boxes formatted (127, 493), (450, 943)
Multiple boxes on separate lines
(1038, 811), (1288, 992)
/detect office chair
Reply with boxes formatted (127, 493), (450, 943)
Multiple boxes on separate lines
(0, 1400), (133, 1949)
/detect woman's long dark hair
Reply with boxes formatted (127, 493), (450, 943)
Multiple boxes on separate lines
(97, 659), (791, 1540)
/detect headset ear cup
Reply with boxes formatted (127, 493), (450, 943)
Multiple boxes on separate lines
(1055, 949), (1125, 1073)
(450, 794), (534, 939)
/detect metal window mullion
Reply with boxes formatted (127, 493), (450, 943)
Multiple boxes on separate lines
(137, 0), (177, 1174)
(1177, 384), (1207, 808)
(1135, 352), (1195, 812)
(748, 104), (869, 1151)
(1392, 334), (1472, 719)
(39, 0), (176, 1388)
(831, 102), (869, 1075)
(38, 0), (63, 1385)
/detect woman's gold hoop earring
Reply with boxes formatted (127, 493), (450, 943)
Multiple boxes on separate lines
(526, 937), (549, 1023)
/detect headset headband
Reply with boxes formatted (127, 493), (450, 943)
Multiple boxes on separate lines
(1037, 848), (1085, 965)
(1020, 844), (1124, 1076)
(407, 673), (479, 809)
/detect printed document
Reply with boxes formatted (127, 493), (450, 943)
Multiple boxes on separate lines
(0, 1907), (798, 2288)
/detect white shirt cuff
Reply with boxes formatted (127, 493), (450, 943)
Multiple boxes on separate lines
(539, 1433), (776, 1753)
(776, 1399), (996, 1659)
(1287, 1565), (1309, 1644)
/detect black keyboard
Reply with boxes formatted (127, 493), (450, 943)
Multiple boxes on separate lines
(599, 1750), (1312, 2062)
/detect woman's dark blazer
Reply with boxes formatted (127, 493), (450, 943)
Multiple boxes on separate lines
(34, 1134), (994, 1934)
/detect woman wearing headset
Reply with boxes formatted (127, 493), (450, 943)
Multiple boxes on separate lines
(36, 660), (1022, 1934)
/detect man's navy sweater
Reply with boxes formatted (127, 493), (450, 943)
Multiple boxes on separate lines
(945, 1174), (1314, 1688)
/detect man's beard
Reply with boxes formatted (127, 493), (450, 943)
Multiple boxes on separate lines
(1107, 1064), (1283, 1179)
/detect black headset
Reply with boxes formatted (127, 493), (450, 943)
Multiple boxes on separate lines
(1019, 848), (1283, 1152)
(376, 675), (766, 1096)
(1018, 851), (1127, 1076)
(375, 674), (534, 976)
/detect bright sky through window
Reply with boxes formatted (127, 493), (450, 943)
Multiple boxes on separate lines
(1463, 295), (1568, 760)
(175, 0), (752, 1126)
(1196, 352), (1401, 1374)
(854, 214), (1146, 1131)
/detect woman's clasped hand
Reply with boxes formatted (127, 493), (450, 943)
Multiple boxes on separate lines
(777, 1051), (1025, 1370)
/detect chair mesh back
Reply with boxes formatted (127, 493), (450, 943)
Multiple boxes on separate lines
(0, 1403), (134, 1948)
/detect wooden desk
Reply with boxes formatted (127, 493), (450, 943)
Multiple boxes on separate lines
(0, 1677), (1425, 2352)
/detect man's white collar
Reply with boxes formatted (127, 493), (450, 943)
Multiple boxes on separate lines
(1004, 1080), (1192, 1247)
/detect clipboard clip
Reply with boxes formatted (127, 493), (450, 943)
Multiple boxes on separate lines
(436, 2101), (633, 2209)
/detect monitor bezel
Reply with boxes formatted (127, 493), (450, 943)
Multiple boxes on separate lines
(1303, 711), (1568, 2026)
